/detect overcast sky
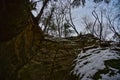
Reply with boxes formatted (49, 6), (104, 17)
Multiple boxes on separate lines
(32, 0), (117, 39)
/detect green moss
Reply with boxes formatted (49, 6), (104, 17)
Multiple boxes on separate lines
(93, 59), (120, 79)
(105, 59), (120, 71)
(93, 68), (109, 79)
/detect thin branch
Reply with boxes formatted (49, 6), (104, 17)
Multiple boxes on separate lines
(36, 0), (49, 25)
(68, 1), (79, 35)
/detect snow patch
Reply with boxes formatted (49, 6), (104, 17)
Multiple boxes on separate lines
(72, 48), (120, 80)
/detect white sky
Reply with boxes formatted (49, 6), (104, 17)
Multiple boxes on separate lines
(71, 0), (111, 33)
(32, 0), (117, 39)
(32, 0), (110, 30)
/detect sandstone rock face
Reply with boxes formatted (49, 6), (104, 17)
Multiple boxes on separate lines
(0, 0), (43, 80)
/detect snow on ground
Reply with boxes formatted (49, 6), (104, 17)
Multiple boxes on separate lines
(72, 48), (120, 80)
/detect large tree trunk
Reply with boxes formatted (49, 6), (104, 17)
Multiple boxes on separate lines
(0, 0), (43, 80)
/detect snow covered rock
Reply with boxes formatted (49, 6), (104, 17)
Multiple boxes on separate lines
(72, 48), (120, 80)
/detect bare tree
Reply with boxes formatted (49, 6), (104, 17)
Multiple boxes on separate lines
(49, 0), (72, 37)
(104, 0), (120, 42)
(106, 13), (120, 41)
(42, 7), (55, 33)
(63, 23), (74, 37)
(92, 8), (104, 41)
(82, 15), (94, 34)
(82, 7), (111, 41)
(65, 0), (79, 35)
